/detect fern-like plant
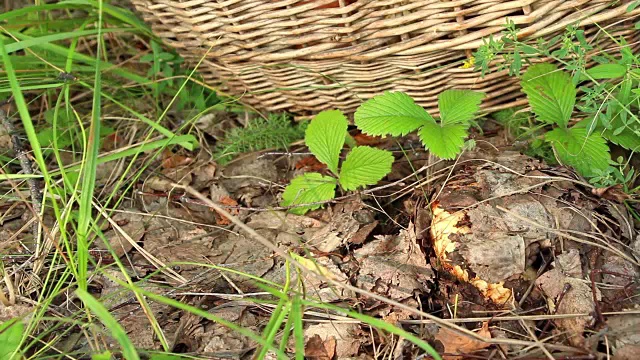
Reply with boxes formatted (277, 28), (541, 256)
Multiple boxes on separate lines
(353, 89), (485, 160)
(213, 113), (307, 164)
(281, 110), (394, 215)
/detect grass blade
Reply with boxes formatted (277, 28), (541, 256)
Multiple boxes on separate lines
(76, 288), (140, 360)
(75, 0), (104, 291)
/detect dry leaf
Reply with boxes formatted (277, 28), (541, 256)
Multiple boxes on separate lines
(435, 322), (491, 360)
(214, 196), (239, 225)
(304, 323), (361, 358)
(348, 221), (378, 245)
(353, 132), (385, 146)
(305, 334), (336, 360)
(101, 132), (122, 151)
(296, 155), (327, 172)
(591, 185), (630, 203)
(292, 252), (341, 281)
(161, 150), (193, 169)
(191, 162), (218, 189)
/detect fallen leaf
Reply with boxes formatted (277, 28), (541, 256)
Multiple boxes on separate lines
(291, 252), (341, 281)
(348, 221), (378, 245)
(144, 167), (193, 192)
(591, 185), (630, 203)
(354, 224), (434, 301)
(435, 322), (491, 360)
(353, 132), (385, 146)
(101, 132), (122, 151)
(161, 150), (193, 169)
(296, 155), (327, 172)
(535, 251), (600, 347)
(304, 323), (361, 358)
(214, 196), (239, 225)
(191, 162), (218, 189)
(305, 334), (336, 360)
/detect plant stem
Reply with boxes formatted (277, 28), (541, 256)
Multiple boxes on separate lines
(0, 103), (43, 243)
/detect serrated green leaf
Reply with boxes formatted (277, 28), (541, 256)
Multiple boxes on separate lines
(354, 91), (432, 136)
(521, 63), (576, 128)
(281, 173), (337, 215)
(418, 122), (469, 160)
(438, 89), (485, 125)
(605, 130), (640, 151)
(545, 127), (610, 177)
(338, 146), (394, 191)
(584, 63), (627, 80)
(602, 125), (640, 151)
(305, 110), (347, 174)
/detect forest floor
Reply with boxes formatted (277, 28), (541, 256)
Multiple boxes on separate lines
(1, 2), (640, 359)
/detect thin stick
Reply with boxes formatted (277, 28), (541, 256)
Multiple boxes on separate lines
(0, 105), (42, 243)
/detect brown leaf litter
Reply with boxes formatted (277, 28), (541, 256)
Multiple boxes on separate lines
(536, 249), (601, 347)
(78, 144), (638, 357)
(427, 148), (640, 350)
(5, 119), (636, 359)
(354, 223), (434, 302)
(303, 322), (362, 359)
(434, 322), (492, 360)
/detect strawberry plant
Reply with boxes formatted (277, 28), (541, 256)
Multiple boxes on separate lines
(520, 62), (640, 179)
(282, 89), (487, 214)
(354, 89), (485, 160)
(281, 110), (394, 215)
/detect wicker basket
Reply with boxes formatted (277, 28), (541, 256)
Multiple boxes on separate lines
(130, 0), (640, 118)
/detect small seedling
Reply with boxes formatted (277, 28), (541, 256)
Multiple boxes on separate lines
(354, 89), (485, 160)
(213, 113), (307, 165)
(281, 110), (394, 215)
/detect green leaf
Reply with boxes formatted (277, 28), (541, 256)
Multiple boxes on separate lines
(338, 146), (394, 191)
(438, 89), (485, 125)
(354, 91), (432, 136)
(596, 88), (640, 151)
(0, 319), (23, 360)
(305, 110), (347, 174)
(605, 130), (640, 151)
(281, 173), (337, 215)
(418, 122), (469, 160)
(584, 64), (627, 80)
(521, 63), (576, 128)
(545, 127), (610, 177)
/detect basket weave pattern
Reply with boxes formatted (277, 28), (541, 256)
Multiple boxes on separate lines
(131, 0), (640, 117)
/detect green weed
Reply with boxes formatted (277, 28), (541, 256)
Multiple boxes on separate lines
(213, 113), (307, 165)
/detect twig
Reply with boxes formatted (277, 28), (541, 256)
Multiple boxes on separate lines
(0, 105), (42, 243)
